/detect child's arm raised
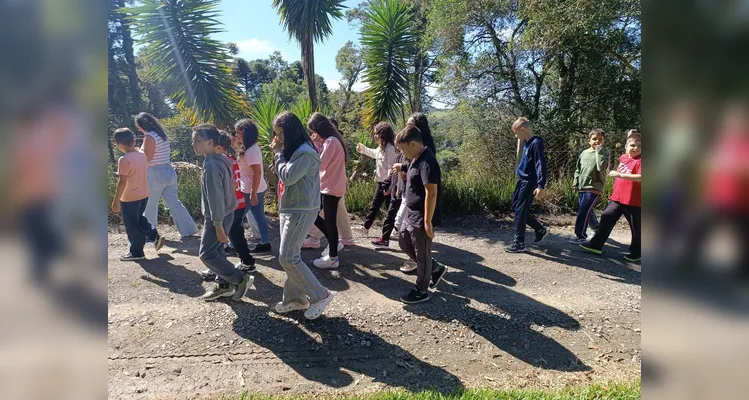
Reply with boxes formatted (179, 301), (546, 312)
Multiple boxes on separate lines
(357, 143), (378, 159)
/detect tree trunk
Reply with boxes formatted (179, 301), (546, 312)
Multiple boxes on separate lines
(117, 0), (141, 114)
(301, 39), (318, 111)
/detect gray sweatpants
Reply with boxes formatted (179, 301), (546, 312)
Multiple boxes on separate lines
(278, 211), (328, 305)
(399, 224), (438, 292)
(199, 213), (244, 285)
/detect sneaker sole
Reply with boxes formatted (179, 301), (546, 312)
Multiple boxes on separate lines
(505, 247), (527, 253)
(154, 236), (166, 252)
(275, 302), (310, 313)
(304, 291), (336, 320)
(232, 275), (255, 300)
(534, 227), (550, 244)
(120, 256), (145, 261)
(580, 245), (602, 255)
(202, 291), (235, 301)
(400, 295), (430, 304)
(624, 256), (641, 262)
(313, 263), (340, 270)
(429, 265), (448, 290)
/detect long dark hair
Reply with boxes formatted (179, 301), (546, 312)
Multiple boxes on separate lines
(307, 112), (348, 162)
(273, 111), (315, 161)
(135, 112), (168, 141)
(233, 118), (259, 157)
(373, 121), (395, 150)
(409, 112), (436, 154)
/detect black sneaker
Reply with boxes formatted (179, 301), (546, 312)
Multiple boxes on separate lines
(505, 242), (527, 253)
(429, 262), (448, 290)
(534, 226), (549, 243)
(200, 269), (217, 281)
(236, 261), (256, 272)
(623, 254), (641, 262)
(249, 243), (272, 254)
(371, 237), (390, 247)
(400, 288), (430, 304)
(225, 245), (237, 255)
(120, 252), (145, 261)
(152, 234), (166, 251)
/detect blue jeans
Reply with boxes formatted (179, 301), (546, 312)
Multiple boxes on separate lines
(144, 164), (198, 237)
(575, 191), (601, 239)
(243, 191), (270, 244)
(122, 197), (158, 257)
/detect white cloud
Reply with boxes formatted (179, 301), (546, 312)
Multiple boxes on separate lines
(234, 38), (276, 55)
(323, 76), (369, 92)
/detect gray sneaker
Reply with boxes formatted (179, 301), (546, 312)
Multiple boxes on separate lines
(232, 274), (255, 300)
(202, 284), (235, 301)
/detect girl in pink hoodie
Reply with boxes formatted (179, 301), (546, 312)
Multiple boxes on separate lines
(307, 113), (349, 269)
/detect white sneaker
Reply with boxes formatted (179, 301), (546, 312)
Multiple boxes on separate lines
(399, 262), (417, 273)
(302, 237), (321, 249)
(321, 242), (345, 257)
(313, 256), (340, 269)
(274, 301), (310, 314)
(304, 291), (336, 320)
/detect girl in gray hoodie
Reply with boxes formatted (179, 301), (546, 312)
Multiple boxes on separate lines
(270, 112), (335, 320)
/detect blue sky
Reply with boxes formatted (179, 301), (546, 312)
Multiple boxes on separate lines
(214, 0), (366, 91)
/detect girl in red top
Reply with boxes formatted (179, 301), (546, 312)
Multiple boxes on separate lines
(581, 133), (642, 262)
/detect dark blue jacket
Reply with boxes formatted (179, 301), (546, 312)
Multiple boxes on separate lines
(516, 135), (547, 189)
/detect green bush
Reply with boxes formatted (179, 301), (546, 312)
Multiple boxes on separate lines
(344, 179), (377, 213)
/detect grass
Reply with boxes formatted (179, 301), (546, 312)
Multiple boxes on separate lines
(219, 380), (640, 400)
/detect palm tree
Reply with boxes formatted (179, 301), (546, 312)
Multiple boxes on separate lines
(360, 0), (415, 127)
(125, 0), (247, 128)
(272, 0), (346, 111)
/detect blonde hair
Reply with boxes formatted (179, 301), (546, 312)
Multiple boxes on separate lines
(512, 117), (531, 131)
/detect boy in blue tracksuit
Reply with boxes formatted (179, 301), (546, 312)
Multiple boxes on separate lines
(506, 117), (549, 253)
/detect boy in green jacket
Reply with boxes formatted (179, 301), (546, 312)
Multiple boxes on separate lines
(570, 129), (610, 244)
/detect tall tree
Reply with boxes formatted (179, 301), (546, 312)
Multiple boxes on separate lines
(360, 0), (416, 126)
(272, 0), (346, 111)
(335, 41), (365, 114)
(116, 0), (141, 113)
(125, 0), (248, 128)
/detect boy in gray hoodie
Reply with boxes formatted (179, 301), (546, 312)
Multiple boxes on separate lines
(192, 124), (254, 301)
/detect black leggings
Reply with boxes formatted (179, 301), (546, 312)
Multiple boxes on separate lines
(314, 194), (342, 257)
(229, 207), (254, 266)
(364, 182), (391, 230)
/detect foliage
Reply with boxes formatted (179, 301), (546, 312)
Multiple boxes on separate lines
(436, 150), (459, 174)
(160, 109), (198, 162)
(272, 0), (346, 110)
(250, 94), (283, 152)
(360, 0), (416, 127)
(335, 41), (365, 114)
(124, 0), (248, 128)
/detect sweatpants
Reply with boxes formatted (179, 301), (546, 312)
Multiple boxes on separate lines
(588, 201), (641, 257)
(121, 197), (158, 257)
(399, 224), (439, 293)
(314, 194), (342, 257)
(278, 211), (329, 306)
(200, 213), (245, 285)
(575, 191), (601, 239)
(512, 180), (544, 244)
(380, 197), (402, 241)
(363, 182), (391, 230)
(229, 207), (255, 266)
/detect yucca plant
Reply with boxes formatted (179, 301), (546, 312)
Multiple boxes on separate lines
(290, 97), (314, 124)
(250, 94), (283, 150)
(125, 0), (248, 127)
(360, 0), (416, 128)
(272, 0), (346, 111)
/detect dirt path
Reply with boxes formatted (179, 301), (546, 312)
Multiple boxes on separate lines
(108, 215), (640, 399)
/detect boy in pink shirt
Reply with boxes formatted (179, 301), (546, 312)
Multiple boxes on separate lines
(111, 128), (165, 261)
(307, 113), (348, 269)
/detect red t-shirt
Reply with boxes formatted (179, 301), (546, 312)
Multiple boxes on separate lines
(609, 154), (642, 207)
(705, 133), (749, 212)
(226, 155), (246, 210)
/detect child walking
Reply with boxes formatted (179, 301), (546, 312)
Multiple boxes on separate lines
(191, 124), (254, 301)
(357, 122), (396, 236)
(111, 128), (165, 260)
(271, 111), (335, 320)
(200, 132), (256, 281)
(371, 147), (406, 247)
(569, 129), (610, 244)
(506, 117), (549, 253)
(392, 124), (447, 304)
(234, 119), (272, 254)
(306, 113), (348, 269)
(581, 133), (642, 262)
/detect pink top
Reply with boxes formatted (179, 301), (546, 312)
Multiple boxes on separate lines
(117, 150), (150, 202)
(318, 136), (347, 197)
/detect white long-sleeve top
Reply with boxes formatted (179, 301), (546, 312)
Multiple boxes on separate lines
(360, 143), (396, 182)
